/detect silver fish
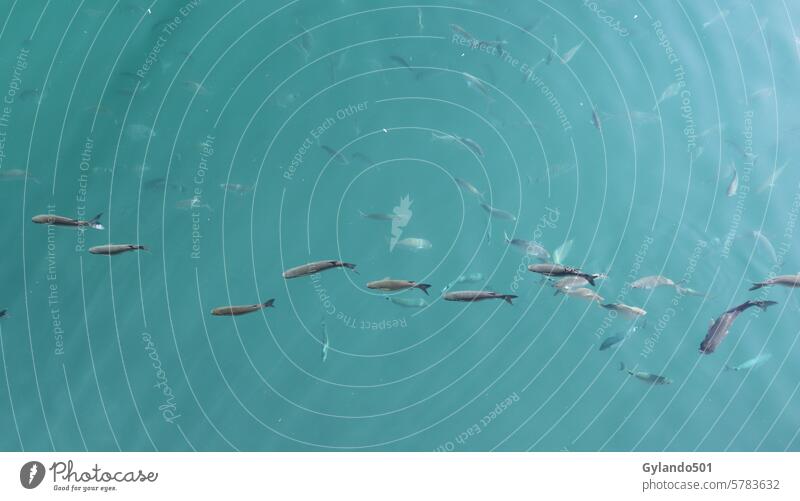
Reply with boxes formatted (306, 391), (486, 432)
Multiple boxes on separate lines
(321, 322), (329, 362)
(700, 300), (776, 354)
(504, 231), (550, 260)
(395, 237), (432, 251)
(481, 202), (516, 221)
(455, 177), (484, 200)
(367, 279), (431, 295)
(211, 299), (275, 316)
(444, 290), (517, 304)
(725, 353), (772, 372)
(32, 213), (104, 230)
(601, 303), (647, 319)
(561, 41), (584, 64)
(387, 296), (428, 308)
(283, 260), (358, 279)
(0, 169), (40, 183)
(749, 274), (800, 291)
(553, 239), (573, 264)
(630, 275), (679, 290)
(726, 164), (738, 197)
(599, 334), (624, 351)
(563, 287), (604, 303)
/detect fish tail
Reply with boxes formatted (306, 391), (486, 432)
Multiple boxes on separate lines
(503, 295), (518, 305)
(341, 262), (358, 274)
(88, 213), (104, 230)
(583, 274), (596, 286)
(618, 362), (626, 372)
(262, 299), (275, 308)
(600, 303), (613, 310)
(754, 300), (777, 311)
(416, 283), (432, 295)
(134, 245), (148, 252)
(0, 309), (7, 318)
(748, 282), (764, 291)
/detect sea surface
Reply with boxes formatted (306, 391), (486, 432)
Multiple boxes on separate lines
(0, 0), (799, 452)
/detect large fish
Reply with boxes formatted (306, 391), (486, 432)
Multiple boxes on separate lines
(504, 231), (550, 260)
(700, 300), (777, 354)
(32, 213), (104, 230)
(88, 244), (147, 256)
(749, 274), (800, 291)
(725, 353), (772, 372)
(528, 263), (598, 286)
(367, 279), (431, 295)
(601, 303), (647, 319)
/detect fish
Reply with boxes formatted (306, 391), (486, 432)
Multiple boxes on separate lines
(563, 287), (604, 303)
(749, 274), (800, 291)
(591, 108), (601, 130)
(211, 299), (275, 316)
(176, 196), (213, 212)
(387, 296), (428, 308)
(321, 322), (329, 362)
(455, 177), (485, 200)
(725, 353), (772, 372)
(700, 300), (777, 354)
(727, 164), (738, 197)
(458, 137), (485, 157)
(88, 244), (147, 255)
(528, 263), (598, 286)
(630, 275), (680, 290)
(321, 145), (349, 165)
(552, 275), (593, 293)
(359, 210), (397, 221)
(32, 213), (104, 230)
(462, 72), (490, 97)
(561, 41), (584, 64)
(757, 161), (788, 193)
(652, 82), (682, 109)
(553, 239), (573, 265)
(389, 55), (414, 72)
(620, 363), (672, 385)
(450, 24), (476, 42)
(367, 279), (431, 295)
(599, 334), (624, 351)
(702, 9), (730, 30)
(144, 177), (185, 192)
(442, 272), (484, 292)
(221, 183), (253, 194)
(481, 202), (516, 221)
(443, 290), (517, 305)
(504, 231), (550, 260)
(545, 33), (558, 65)
(601, 303), (647, 319)
(394, 237), (432, 251)
(752, 230), (778, 263)
(283, 260), (358, 279)
(0, 169), (40, 183)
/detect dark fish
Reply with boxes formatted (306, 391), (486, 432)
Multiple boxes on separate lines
(89, 244), (147, 256)
(321, 145), (349, 165)
(32, 213), (104, 230)
(351, 152), (374, 164)
(599, 335), (623, 351)
(700, 300), (777, 354)
(211, 299), (275, 316)
(443, 290), (517, 304)
(389, 55), (414, 71)
(528, 263), (597, 286)
(283, 260), (358, 279)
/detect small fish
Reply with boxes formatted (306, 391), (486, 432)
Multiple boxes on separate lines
(749, 274), (800, 291)
(702, 9), (730, 30)
(726, 164), (739, 197)
(481, 202), (516, 221)
(504, 231), (550, 260)
(283, 260), (358, 279)
(545, 33), (558, 65)
(561, 41), (584, 64)
(563, 287), (604, 303)
(462, 72), (490, 97)
(455, 177), (485, 200)
(32, 213), (104, 230)
(725, 353), (772, 372)
(367, 279), (431, 295)
(630, 275), (679, 290)
(443, 290), (517, 305)
(653, 82), (682, 110)
(601, 303), (647, 319)
(389, 55), (414, 72)
(458, 137), (485, 157)
(599, 334), (624, 351)
(395, 237), (432, 251)
(552, 275), (592, 293)
(351, 152), (373, 164)
(184, 80), (210, 95)
(757, 161), (788, 193)
(0, 169), (40, 183)
(450, 24), (475, 42)
(211, 299), (275, 316)
(176, 196), (213, 212)
(443, 272), (484, 292)
(591, 108), (601, 130)
(620, 363), (672, 385)
(321, 322), (329, 362)
(88, 244), (147, 255)
(321, 145), (349, 165)
(387, 296), (428, 308)
(359, 210), (397, 221)
(528, 263), (598, 286)
(553, 239), (573, 265)
(700, 300), (777, 354)
(221, 183), (253, 194)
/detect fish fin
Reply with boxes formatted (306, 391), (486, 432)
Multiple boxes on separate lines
(416, 283), (432, 295)
(584, 274), (596, 286)
(89, 213), (104, 230)
(503, 295), (518, 305)
(757, 300), (777, 311)
(262, 299), (275, 308)
(618, 362), (626, 372)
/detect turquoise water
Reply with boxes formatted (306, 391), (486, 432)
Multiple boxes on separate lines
(1, 0), (799, 452)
